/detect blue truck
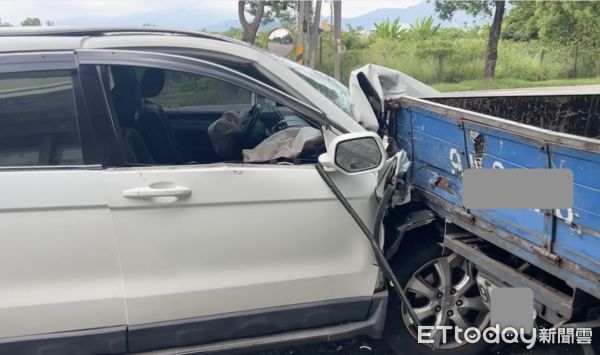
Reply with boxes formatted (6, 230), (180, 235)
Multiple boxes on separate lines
(378, 88), (600, 351)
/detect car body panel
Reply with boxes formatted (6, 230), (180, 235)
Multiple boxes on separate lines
(102, 164), (379, 325)
(0, 50), (127, 339)
(0, 169), (126, 338)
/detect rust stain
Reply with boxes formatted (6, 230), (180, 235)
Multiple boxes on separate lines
(532, 244), (561, 265)
(433, 176), (457, 196)
(386, 99), (402, 110)
(452, 206), (475, 224)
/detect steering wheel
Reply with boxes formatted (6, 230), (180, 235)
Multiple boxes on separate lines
(241, 102), (263, 149)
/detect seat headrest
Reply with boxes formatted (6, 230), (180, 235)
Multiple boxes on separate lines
(111, 66), (141, 127)
(140, 68), (165, 99)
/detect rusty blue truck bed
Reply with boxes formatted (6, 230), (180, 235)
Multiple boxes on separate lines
(393, 94), (600, 298)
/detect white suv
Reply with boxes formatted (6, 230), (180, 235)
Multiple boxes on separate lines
(0, 28), (487, 355)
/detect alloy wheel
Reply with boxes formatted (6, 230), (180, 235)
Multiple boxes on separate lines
(401, 253), (490, 349)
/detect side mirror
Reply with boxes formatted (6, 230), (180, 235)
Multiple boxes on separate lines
(319, 132), (386, 175)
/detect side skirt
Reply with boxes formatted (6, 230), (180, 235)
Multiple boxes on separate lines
(138, 291), (388, 354)
(129, 293), (385, 353)
(0, 325), (127, 355)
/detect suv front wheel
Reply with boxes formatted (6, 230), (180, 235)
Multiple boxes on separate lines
(384, 234), (490, 354)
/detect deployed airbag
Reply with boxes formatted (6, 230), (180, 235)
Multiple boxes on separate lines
(243, 127), (322, 162)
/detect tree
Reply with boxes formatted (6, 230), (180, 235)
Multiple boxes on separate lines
(504, 1), (600, 45)
(409, 16), (441, 40)
(373, 18), (405, 40)
(533, 1), (600, 48)
(239, 1), (321, 68)
(504, 1), (600, 77)
(246, 1), (297, 27)
(0, 19), (12, 27)
(238, 0), (265, 44)
(535, 1), (600, 77)
(502, 1), (538, 41)
(20, 17), (42, 26)
(434, 0), (505, 80)
(343, 25), (367, 51)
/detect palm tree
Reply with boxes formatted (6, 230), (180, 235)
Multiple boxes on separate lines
(409, 16), (441, 40)
(373, 18), (405, 40)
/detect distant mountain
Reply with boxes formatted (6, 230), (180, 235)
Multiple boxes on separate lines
(204, 19), (241, 32)
(342, 2), (488, 30)
(205, 19), (281, 32)
(55, 1), (488, 32)
(56, 5), (234, 30)
(206, 2), (488, 32)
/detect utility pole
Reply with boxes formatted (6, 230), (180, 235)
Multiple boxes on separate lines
(333, 0), (342, 80)
(304, 2), (312, 65)
(308, 0), (322, 68)
(296, 1), (306, 64)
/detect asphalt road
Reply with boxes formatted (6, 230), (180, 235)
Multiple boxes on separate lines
(267, 42), (294, 57)
(240, 336), (588, 355)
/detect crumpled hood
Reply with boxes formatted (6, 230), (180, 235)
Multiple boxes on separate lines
(349, 64), (440, 131)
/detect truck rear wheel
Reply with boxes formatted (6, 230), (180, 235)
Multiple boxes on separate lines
(383, 233), (489, 354)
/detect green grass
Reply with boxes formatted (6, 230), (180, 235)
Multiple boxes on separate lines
(432, 77), (600, 92)
(312, 34), (600, 88)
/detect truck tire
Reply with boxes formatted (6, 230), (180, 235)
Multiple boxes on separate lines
(383, 231), (489, 355)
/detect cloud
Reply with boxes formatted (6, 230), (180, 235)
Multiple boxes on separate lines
(324, 0), (423, 18)
(0, 0), (424, 27)
(1, 0), (230, 23)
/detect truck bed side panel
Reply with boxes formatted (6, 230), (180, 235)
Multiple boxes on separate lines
(549, 144), (600, 275)
(409, 107), (467, 207)
(463, 123), (549, 248)
(395, 99), (600, 295)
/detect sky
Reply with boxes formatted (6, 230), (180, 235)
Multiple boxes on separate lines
(0, 0), (423, 26)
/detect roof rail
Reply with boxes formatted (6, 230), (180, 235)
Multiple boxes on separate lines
(0, 27), (236, 43)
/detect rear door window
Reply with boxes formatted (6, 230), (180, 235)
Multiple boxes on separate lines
(0, 71), (84, 166)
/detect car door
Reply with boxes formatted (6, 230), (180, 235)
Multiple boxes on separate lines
(77, 49), (381, 352)
(0, 52), (126, 353)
